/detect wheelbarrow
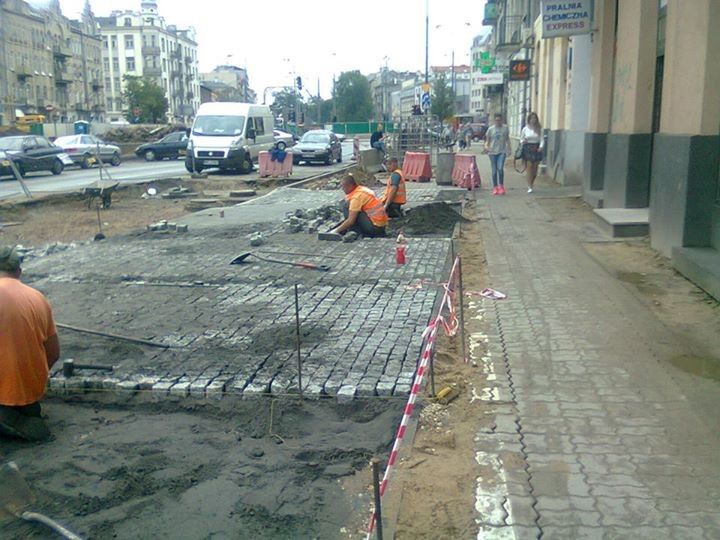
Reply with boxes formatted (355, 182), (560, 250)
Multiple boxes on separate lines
(0, 461), (83, 539)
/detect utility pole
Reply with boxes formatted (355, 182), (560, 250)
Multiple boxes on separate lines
(424, 0), (429, 84)
(451, 50), (455, 93)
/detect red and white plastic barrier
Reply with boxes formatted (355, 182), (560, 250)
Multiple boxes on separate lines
(366, 257), (460, 538)
(452, 153), (481, 189)
(258, 150), (293, 178)
(403, 151), (432, 182)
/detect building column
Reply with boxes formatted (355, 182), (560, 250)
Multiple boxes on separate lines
(561, 34), (592, 186)
(582, 0), (616, 201)
(650, 0), (720, 257)
(602, 0), (658, 208)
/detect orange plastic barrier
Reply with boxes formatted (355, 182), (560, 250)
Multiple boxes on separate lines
(259, 150), (293, 178)
(452, 154), (481, 189)
(402, 151), (432, 182)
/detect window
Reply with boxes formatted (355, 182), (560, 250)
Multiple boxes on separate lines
(106, 98), (113, 110)
(162, 59), (166, 71)
(251, 117), (265, 136)
(124, 35), (134, 49)
(124, 18), (132, 27)
(112, 58), (119, 71)
(161, 38), (165, 52)
(35, 137), (50, 148)
(126, 57), (135, 71)
(111, 36), (117, 49)
(105, 77), (111, 91)
(103, 37), (109, 48)
(114, 77), (120, 90)
(103, 58), (109, 71)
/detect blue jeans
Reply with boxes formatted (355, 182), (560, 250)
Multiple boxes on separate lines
(372, 141), (386, 154)
(489, 153), (506, 187)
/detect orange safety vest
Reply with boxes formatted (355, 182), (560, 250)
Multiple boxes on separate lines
(346, 185), (389, 227)
(383, 168), (407, 205)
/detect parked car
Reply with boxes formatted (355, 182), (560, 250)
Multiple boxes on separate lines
(273, 129), (295, 150)
(135, 131), (188, 161)
(291, 130), (342, 165)
(0, 135), (72, 178)
(54, 134), (122, 168)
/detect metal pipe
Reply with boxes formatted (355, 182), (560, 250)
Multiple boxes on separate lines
(372, 458), (384, 540)
(458, 256), (467, 363)
(56, 323), (169, 349)
(294, 284), (303, 396)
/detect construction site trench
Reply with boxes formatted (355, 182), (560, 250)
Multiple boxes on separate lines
(1, 171), (469, 539)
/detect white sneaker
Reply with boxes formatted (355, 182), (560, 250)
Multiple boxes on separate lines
(527, 188), (533, 193)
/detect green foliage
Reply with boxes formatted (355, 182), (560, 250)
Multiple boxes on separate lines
(334, 71), (373, 122)
(123, 76), (169, 123)
(269, 89), (301, 118)
(431, 74), (456, 121)
(306, 98), (334, 125)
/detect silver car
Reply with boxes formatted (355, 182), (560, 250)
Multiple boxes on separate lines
(273, 129), (295, 150)
(54, 134), (122, 168)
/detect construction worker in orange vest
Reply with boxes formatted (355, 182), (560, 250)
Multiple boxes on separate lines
(331, 174), (388, 237)
(381, 156), (407, 218)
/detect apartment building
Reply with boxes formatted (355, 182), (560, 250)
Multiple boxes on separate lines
(0, 0), (105, 125)
(98, 1), (200, 123)
(200, 65), (256, 104)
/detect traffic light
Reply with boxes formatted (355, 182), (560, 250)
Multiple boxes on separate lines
(296, 76), (302, 90)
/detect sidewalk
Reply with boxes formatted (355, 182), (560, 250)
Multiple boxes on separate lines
(467, 150), (720, 539)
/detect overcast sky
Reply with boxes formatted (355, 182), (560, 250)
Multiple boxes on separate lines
(55, 0), (487, 100)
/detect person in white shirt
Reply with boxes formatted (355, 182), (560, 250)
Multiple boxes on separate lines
(520, 112), (544, 193)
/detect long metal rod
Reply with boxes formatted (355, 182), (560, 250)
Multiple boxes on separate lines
(458, 256), (467, 362)
(372, 458), (384, 540)
(56, 323), (169, 349)
(294, 284), (303, 396)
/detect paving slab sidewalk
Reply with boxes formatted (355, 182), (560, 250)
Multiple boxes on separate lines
(466, 150), (720, 539)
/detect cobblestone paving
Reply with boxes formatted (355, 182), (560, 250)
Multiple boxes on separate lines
(25, 185), (463, 400)
(469, 180), (720, 538)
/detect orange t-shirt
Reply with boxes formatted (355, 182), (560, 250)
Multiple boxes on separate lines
(0, 277), (56, 406)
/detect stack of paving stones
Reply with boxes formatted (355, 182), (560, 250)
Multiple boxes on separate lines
(26, 186), (463, 401)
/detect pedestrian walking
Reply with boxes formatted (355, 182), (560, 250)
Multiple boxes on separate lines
(484, 113), (512, 195)
(520, 112), (544, 193)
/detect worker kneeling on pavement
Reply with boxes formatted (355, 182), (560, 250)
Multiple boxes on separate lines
(332, 174), (388, 237)
(0, 246), (59, 442)
(381, 157), (406, 218)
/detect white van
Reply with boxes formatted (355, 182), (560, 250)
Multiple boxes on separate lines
(185, 102), (275, 174)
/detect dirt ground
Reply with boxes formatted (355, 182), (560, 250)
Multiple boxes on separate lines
(1, 396), (402, 540)
(393, 199), (489, 538)
(0, 176), (286, 247)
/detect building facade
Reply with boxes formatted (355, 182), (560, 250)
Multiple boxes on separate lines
(98, 0), (200, 123)
(491, 0), (720, 299)
(200, 65), (256, 104)
(430, 65), (471, 116)
(0, 0), (105, 126)
(367, 69), (417, 121)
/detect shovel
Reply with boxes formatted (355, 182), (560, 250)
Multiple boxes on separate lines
(230, 252), (330, 272)
(0, 461), (83, 540)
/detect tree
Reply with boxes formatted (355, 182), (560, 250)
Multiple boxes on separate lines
(123, 76), (168, 123)
(431, 74), (456, 122)
(306, 98), (334, 125)
(334, 71), (373, 122)
(270, 89), (302, 124)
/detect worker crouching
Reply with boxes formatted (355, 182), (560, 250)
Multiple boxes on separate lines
(332, 174), (388, 238)
(381, 157), (406, 218)
(0, 246), (59, 442)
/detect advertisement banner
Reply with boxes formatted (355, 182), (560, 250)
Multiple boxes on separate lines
(509, 60), (531, 81)
(476, 73), (504, 85)
(541, 0), (592, 38)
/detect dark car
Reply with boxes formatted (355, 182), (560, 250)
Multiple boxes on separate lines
(291, 130), (342, 165)
(0, 135), (72, 178)
(470, 123), (489, 141)
(135, 131), (188, 161)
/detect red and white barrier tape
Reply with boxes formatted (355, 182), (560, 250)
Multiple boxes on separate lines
(365, 256), (460, 538)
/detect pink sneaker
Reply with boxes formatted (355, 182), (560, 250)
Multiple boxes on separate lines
(498, 185), (506, 195)
(492, 186), (498, 195)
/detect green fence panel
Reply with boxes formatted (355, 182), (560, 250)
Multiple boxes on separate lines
(30, 123), (44, 135)
(331, 122), (395, 135)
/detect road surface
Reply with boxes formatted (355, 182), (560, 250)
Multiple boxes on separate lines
(0, 141), (359, 201)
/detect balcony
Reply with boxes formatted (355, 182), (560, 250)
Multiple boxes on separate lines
(142, 45), (161, 56)
(53, 45), (73, 58)
(15, 65), (33, 79)
(171, 49), (182, 60)
(54, 67), (72, 85)
(186, 91), (194, 100)
(91, 79), (102, 91)
(144, 66), (162, 77)
(496, 14), (525, 49)
(171, 69), (182, 78)
(184, 55), (193, 64)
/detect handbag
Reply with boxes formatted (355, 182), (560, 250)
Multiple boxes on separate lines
(514, 143), (524, 161)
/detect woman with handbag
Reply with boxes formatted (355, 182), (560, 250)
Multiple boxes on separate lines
(520, 112), (544, 193)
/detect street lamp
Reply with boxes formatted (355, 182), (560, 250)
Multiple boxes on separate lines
(435, 22), (472, 93)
